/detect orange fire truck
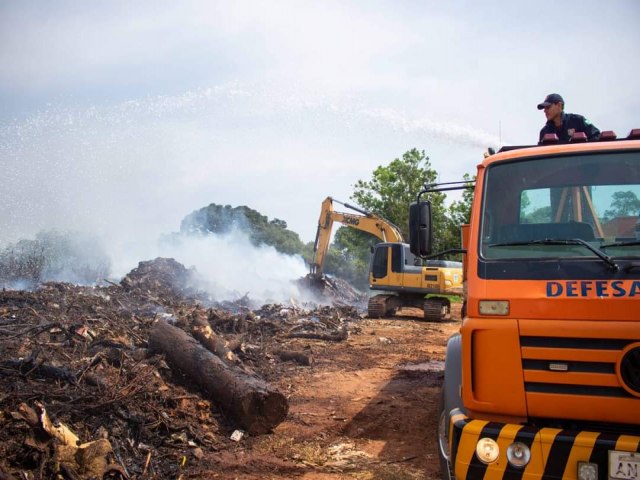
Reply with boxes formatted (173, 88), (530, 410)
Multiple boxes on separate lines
(410, 129), (640, 479)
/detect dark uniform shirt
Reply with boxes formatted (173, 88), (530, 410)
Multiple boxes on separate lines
(538, 112), (601, 144)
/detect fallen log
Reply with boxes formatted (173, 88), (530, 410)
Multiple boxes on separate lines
(285, 327), (348, 342)
(149, 319), (288, 434)
(191, 317), (240, 365)
(1, 359), (77, 385)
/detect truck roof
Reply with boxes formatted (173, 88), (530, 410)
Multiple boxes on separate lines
(484, 132), (640, 167)
(499, 128), (640, 153)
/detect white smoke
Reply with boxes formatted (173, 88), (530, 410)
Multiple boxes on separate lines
(0, 82), (499, 301)
(108, 228), (309, 305)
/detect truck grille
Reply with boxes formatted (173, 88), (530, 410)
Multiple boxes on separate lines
(520, 336), (640, 398)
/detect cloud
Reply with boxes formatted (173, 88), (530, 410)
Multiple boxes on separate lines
(1, 0), (639, 248)
(1, 1), (410, 94)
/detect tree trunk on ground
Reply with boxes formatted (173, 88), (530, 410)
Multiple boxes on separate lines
(149, 319), (288, 434)
(285, 327), (348, 342)
(190, 317), (240, 365)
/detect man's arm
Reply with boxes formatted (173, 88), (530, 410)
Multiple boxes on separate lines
(538, 125), (550, 144)
(581, 116), (600, 141)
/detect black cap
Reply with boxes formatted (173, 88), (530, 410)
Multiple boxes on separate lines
(537, 93), (564, 110)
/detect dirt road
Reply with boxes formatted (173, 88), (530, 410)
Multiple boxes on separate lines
(205, 309), (460, 479)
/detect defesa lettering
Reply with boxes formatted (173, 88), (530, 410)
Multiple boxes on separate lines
(547, 280), (640, 298)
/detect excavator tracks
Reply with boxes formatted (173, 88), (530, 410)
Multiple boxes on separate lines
(423, 297), (451, 322)
(368, 294), (453, 322)
(367, 295), (394, 318)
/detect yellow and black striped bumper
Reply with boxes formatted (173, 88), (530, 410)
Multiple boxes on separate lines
(450, 409), (640, 480)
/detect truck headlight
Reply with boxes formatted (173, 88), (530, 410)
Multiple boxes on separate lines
(476, 438), (499, 464)
(507, 442), (530, 467)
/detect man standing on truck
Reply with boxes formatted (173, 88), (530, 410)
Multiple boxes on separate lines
(537, 93), (600, 143)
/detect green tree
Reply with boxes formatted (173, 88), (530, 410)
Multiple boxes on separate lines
(522, 206), (552, 224)
(181, 204), (304, 255)
(603, 191), (640, 220)
(350, 149), (444, 240)
(445, 173), (475, 253)
(349, 149), (444, 242)
(331, 228), (375, 290)
(328, 149), (449, 286)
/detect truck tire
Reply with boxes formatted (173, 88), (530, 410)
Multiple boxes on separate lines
(438, 333), (464, 480)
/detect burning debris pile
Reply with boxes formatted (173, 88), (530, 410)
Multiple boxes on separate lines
(0, 258), (364, 479)
(296, 274), (369, 310)
(120, 257), (203, 301)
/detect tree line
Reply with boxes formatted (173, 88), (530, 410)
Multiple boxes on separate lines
(179, 148), (473, 290)
(319, 148), (473, 289)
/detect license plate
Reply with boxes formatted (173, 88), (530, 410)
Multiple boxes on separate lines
(610, 451), (640, 480)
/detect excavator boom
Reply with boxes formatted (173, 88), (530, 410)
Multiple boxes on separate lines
(309, 196), (462, 321)
(310, 196), (404, 275)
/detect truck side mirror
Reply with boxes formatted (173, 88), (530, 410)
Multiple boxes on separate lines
(409, 201), (433, 257)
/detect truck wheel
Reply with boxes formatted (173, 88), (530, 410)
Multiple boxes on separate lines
(438, 391), (454, 480)
(438, 333), (464, 480)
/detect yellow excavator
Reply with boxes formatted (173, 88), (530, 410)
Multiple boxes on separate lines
(310, 196), (463, 321)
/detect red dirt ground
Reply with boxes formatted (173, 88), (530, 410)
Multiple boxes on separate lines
(201, 307), (460, 480)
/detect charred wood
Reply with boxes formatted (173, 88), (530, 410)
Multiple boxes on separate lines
(190, 316), (240, 366)
(149, 319), (288, 434)
(285, 327), (348, 342)
(1, 359), (77, 385)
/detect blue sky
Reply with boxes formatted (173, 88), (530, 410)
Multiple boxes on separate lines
(2, 0), (639, 249)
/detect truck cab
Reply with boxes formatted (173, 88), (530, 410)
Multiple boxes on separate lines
(412, 131), (640, 480)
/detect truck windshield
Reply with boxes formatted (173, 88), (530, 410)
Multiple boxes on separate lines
(480, 151), (640, 261)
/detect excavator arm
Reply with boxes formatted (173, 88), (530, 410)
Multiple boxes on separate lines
(310, 197), (404, 276)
